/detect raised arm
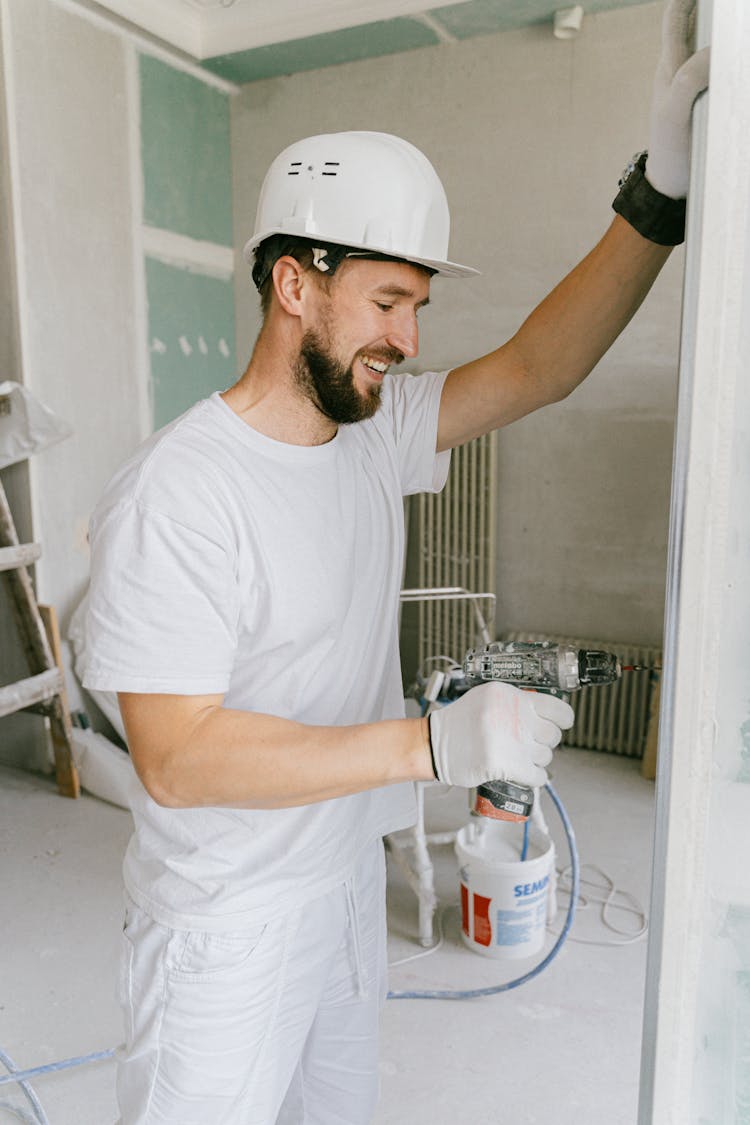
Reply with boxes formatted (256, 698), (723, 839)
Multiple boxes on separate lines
(438, 217), (670, 450)
(437, 0), (709, 453)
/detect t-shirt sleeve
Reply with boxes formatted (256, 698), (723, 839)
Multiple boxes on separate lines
(385, 369), (451, 496)
(83, 500), (239, 694)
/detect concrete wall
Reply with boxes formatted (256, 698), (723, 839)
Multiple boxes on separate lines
(231, 1), (681, 650)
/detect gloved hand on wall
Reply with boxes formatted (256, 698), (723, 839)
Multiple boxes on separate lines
(427, 682), (575, 790)
(646, 0), (710, 199)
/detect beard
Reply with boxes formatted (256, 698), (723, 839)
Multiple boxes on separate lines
(295, 326), (402, 426)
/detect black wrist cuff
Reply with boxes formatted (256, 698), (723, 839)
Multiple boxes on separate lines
(426, 713), (439, 781)
(612, 152), (686, 246)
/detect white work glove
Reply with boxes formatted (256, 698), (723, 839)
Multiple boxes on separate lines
(427, 682), (575, 790)
(646, 0), (710, 199)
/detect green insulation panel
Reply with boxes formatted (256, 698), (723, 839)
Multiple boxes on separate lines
(140, 54), (232, 246)
(203, 17), (435, 84)
(146, 258), (236, 430)
(201, 0), (655, 84)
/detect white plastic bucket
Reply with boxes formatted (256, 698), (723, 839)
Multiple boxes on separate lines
(455, 819), (555, 960)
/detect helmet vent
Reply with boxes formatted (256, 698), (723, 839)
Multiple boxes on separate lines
(287, 162), (302, 176)
(322, 162), (340, 177)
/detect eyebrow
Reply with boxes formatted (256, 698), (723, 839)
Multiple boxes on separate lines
(371, 284), (431, 309)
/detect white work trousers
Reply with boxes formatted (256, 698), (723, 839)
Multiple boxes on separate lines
(116, 839), (388, 1125)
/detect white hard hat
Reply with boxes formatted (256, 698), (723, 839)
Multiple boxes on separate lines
(243, 131), (478, 279)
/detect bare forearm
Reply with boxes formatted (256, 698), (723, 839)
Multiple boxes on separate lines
(126, 699), (434, 810)
(438, 216), (673, 449)
(510, 215), (672, 402)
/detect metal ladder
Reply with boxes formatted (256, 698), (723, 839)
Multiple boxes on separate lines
(0, 476), (79, 797)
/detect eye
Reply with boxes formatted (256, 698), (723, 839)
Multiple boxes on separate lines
(375, 302), (393, 312)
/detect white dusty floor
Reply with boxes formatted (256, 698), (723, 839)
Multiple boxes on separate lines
(0, 747), (654, 1125)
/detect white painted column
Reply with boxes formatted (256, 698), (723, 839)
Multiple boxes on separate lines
(639, 1), (750, 1121)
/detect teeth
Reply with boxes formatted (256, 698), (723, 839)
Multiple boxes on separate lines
(362, 355), (388, 373)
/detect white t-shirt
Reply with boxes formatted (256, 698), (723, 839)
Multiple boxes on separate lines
(85, 371), (450, 930)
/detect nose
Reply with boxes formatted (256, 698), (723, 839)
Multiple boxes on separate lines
(386, 310), (419, 358)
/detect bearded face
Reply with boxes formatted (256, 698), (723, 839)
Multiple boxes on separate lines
(294, 320), (403, 426)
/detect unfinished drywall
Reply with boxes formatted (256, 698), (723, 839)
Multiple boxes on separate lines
(139, 53), (236, 428)
(145, 257), (236, 428)
(231, 1), (682, 651)
(140, 53), (233, 246)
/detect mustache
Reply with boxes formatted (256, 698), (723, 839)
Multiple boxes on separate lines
(358, 348), (405, 366)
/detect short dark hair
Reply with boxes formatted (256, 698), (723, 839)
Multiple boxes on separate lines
(252, 236), (336, 318)
(252, 235), (436, 318)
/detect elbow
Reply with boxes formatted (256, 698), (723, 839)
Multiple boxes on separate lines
(120, 696), (223, 809)
(146, 778), (188, 810)
(131, 752), (195, 809)
(550, 379), (575, 405)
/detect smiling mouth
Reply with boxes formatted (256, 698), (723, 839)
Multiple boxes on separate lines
(360, 354), (391, 376)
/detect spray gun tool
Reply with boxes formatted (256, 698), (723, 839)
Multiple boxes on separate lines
(462, 640), (625, 821)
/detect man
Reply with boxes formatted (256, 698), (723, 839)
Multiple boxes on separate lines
(85, 2), (708, 1122)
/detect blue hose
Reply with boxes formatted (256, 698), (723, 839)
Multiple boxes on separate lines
(520, 818), (530, 862)
(0, 1046), (52, 1125)
(0, 1047), (116, 1124)
(0, 1049), (116, 1088)
(387, 780), (579, 1000)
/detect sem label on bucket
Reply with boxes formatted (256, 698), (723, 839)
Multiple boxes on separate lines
(456, 821), (555, 960)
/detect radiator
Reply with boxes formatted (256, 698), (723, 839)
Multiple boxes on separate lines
(415, 431), (497, 669)
(501, 631), (662, 759)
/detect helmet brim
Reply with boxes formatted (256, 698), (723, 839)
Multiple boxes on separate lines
(243, 230), (480, 280)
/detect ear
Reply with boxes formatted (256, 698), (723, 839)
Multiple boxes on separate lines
(270, 255), (316, 318)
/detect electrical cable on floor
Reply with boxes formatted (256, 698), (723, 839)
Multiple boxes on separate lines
(551, 862), (648, 945)
(388, 904), (452, 968)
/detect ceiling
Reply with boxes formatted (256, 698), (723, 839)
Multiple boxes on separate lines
(86, 0), (654, 84)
